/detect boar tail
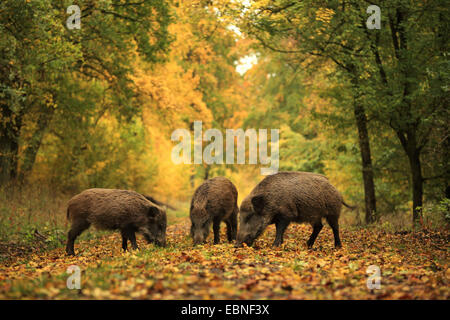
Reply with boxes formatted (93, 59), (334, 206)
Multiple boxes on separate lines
(66, 207), (71, 220)
(342, 201), (357, 210)
(142, 194), (176, 211)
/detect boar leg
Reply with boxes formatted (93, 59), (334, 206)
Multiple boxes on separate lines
(326, 216), (341, 248)
(273, 219), (290, 247)
(225, 211), (237, 242)
(121, 231), (128, 251)
(307, 221), (323, 249)
(66, 221), (90, 255)
(121, 236), (128, 251)
(128, 231), (138, 250)
(121, 227), (138, 250)
(213, 218), (221, 244)
(225, 220), (233, 242)
(230, 207), (238, 240)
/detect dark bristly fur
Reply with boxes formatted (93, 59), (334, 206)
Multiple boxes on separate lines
(236, 171), (352, 249)
(65, 188), (167, 255)
(190, 177), (239, 245)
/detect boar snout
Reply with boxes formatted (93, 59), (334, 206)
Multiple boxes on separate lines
(235, 234), (255, 247)
(155, 238), (166, 247)
(192, 232), (206, 245)
(143, 231), (166, 247)
(193, 237), (202, 245)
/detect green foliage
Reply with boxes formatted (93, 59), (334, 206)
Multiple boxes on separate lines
(0, 1), (447, 228)
(278, 126), (326, 173)
(0, 184), (68, 253)
(40, 114), (158, 192)
(0, 0), (173, 185)
(239, 0), (449, 220)
(422, 199), (450, 228)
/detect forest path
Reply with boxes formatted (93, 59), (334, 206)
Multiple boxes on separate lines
(0, 218), (448, 299)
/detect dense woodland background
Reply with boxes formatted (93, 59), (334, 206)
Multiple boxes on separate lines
(0, 0), (449, 300)
(0, 0), (449, 246)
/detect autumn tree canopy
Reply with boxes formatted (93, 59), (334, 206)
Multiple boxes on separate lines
(0, 0), (448, 225)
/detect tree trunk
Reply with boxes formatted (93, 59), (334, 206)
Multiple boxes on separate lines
(19, 107), (55, 181)
(0, 104), (21, 185)
(349, 65), (377, 224)
(353, 102), (377, 224)
(407, 145), (423, 225)
(410, 155), (423, 224)
(396, 129), (424, 226)
(395, 7), (424, 225)
(204, 165), (210, 180)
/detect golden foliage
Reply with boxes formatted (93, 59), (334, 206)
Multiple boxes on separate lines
(1, 218), (448, 299)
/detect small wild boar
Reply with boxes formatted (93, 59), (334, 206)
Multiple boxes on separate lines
(190, 177), (238, 245)
(66, 188), (167, 255)
(236, 171), (353, 249)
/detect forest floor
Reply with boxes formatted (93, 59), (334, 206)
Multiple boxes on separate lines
(0, 217), (448, 299)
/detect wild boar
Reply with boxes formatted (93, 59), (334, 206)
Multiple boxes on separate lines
(65, 188), (167, 255)
(236, 171), (353, 249)
(190, 177), (238, 245)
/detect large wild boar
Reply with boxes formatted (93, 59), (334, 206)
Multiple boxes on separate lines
(236, 171), (353, 249)
(66, 188), (167, 255)
(190, 177), (238, 245)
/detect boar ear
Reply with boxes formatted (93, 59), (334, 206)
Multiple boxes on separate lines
(251, 195), (265, 214)
(147, 206), (159, 217)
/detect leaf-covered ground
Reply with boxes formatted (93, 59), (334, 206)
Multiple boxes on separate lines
(0, 219), (448, 299)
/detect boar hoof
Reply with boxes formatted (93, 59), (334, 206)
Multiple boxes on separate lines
(272, 243), (282, 248)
